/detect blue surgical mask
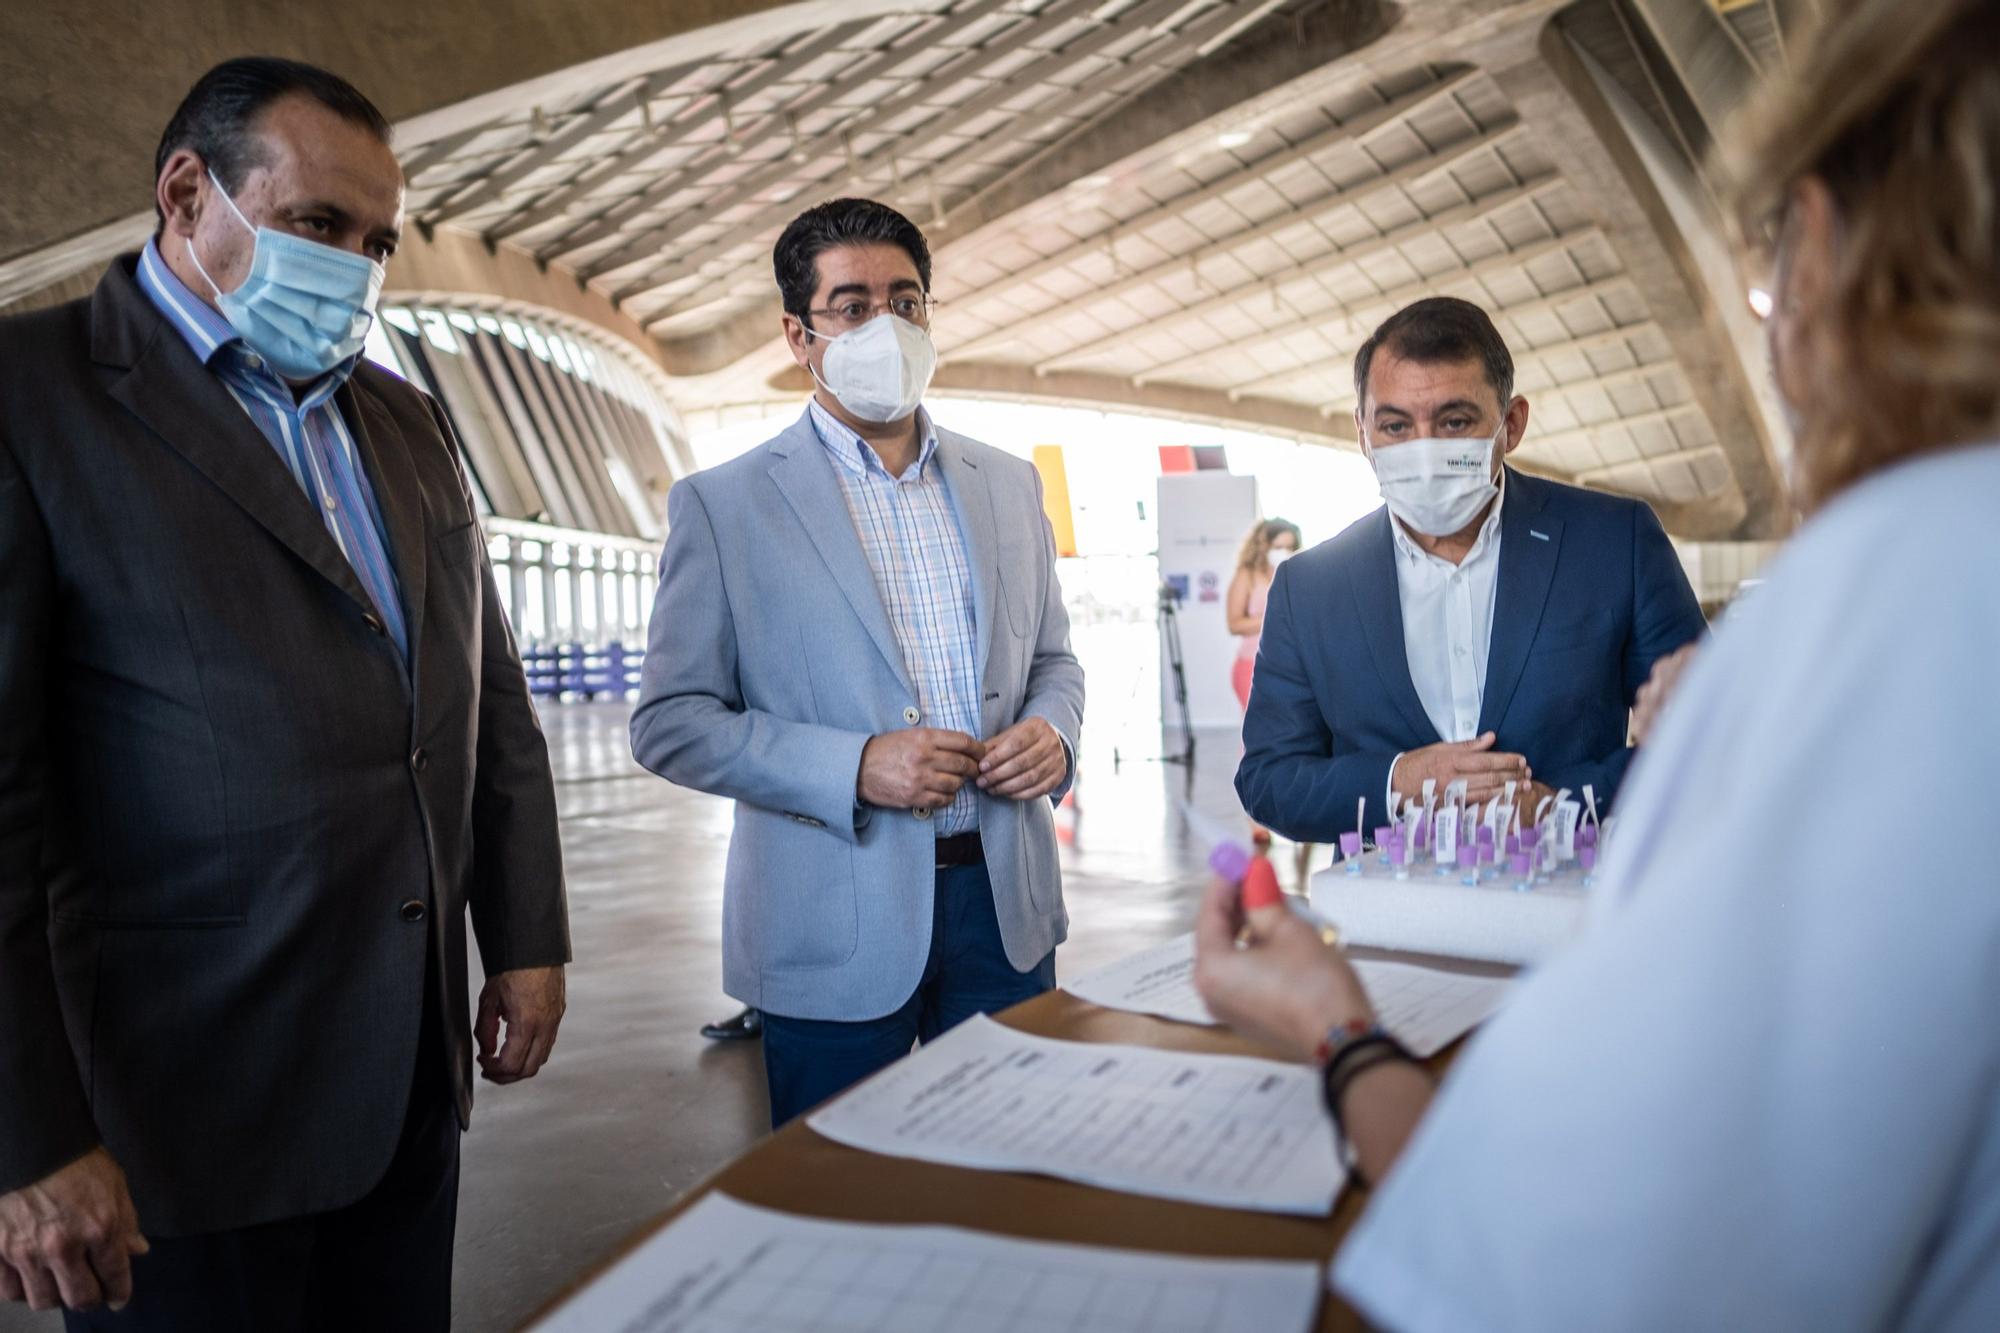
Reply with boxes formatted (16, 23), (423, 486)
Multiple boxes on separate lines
(187, 170), (385, 379)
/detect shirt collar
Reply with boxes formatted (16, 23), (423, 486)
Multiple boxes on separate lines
(1390, 467), (1507, 566)
(808, 397), (940, 482)
(136, 239), (236, 367)
(135, 238), (359, 405)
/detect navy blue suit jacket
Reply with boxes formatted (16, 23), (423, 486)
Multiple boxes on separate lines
(1235, 468), (1705, 841)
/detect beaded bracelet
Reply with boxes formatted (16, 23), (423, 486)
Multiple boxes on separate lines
(1313, 1017), (1381, 1067)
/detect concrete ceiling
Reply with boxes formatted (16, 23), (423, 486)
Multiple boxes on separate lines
(385, 0), (1797, 535)
(1, 0), (1810, 537)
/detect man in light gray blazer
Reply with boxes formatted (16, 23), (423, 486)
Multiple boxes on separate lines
(632, 199), (1083, 1126)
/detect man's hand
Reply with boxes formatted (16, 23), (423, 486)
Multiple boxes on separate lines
(975, 718), (1067, 802)
(1393, 732), (1530, 808)
(475, 965), (566, 1085)
(0, 1147), (148, 1314)
(1632, 642), (1700, 746)
(1192, 874), (1374, 1062)
(1518, 779), (1560, 826)
(858, 729), (986, 811)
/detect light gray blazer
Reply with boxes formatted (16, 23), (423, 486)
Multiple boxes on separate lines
(631, 409), (1085, 1021)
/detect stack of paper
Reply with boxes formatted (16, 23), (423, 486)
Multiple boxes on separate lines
(532, 1192), (1322, 1333)
(1063, 933), (1514, 1057)
(806, 1014), (1345, 1215)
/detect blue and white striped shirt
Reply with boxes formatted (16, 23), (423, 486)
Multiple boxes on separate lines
(135, 240), (409, 663)
(809, 399), (983, 835)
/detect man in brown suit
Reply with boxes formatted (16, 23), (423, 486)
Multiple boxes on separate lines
(0, 57), (570, 1329)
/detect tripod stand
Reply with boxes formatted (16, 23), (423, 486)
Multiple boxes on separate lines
(1111, 582), (1197, 784)
(1156, 583), (1196, 769)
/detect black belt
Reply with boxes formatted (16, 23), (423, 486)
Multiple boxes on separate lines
(935, 831), (984, 868)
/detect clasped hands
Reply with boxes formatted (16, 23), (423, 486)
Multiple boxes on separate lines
(858, 717), (1066, 811)
(1394, 731), (1557, 824)
(1393, 641), (1707, 825)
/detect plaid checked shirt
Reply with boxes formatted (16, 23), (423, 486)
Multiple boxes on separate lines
(809, 399), (984, 835)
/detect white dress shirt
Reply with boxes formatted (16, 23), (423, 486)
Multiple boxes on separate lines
(808, 400), (984, 835)
(1335, 443), (2000, 1332)
(1385, 475), (1505, 807)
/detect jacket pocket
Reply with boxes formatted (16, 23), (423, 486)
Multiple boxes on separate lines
(1529, 608), (1619, 656)
(736, 814), (860, 972)
(51, 910), (246, 930)
(436, 519), (482, 568)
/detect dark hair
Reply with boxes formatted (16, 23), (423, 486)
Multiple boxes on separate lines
(154, 57), (393, 230)
(772, 198), (932, 324)
(1352, 296), (1515, 410)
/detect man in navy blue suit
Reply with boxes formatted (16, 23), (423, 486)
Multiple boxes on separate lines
(1237, 297), (1705, 840)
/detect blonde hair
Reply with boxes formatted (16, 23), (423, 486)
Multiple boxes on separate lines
(1236, 518), (1302, 575)
(1727, 0), (2000, 512)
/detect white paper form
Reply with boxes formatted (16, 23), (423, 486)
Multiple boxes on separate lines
(806, 1014), (1344, 1215)
(1062, 934), (1218, 1026)
(531, 1192), (1321, 1333)
(1064, 934), (1514, 1058)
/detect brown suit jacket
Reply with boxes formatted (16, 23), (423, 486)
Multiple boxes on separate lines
(0, 255), (570, 1235)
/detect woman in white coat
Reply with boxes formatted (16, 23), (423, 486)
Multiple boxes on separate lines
(1194, 1), (2000, 1328)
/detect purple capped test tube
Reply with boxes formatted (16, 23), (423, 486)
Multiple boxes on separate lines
(1340, 830), (1364, 874)
(1208, 841), (1252, 886)
(1508, 849), (1533, 891)
(1457, 844), (1478, 885)
(1388, 834), (1408, 879)
(1579, 844), (1599, 887)
(1374, 826), (1394, 865)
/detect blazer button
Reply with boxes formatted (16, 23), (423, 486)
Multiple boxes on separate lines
(902, 706), (920, 725)
(363, 612), (385, 636)
(914, 806), (932, 821)
(411, 748), (429, 772)
(400, 899), (427, 922)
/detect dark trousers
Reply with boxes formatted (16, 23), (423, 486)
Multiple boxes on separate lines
(67, 977), (460, 1333)
(761, 856), (1056, 1128)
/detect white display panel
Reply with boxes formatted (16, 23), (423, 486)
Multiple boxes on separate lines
(1156, 472), (1260, 730)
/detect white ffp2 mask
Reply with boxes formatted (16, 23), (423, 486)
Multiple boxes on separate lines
(806, 314), (935, 423)
(1368, 426), (1505, 537)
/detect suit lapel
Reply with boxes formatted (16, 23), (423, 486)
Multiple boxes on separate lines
(765, 419), (915, 694)
(105, 319), (380, 620)
(1478, 469), (1563, 734)
(934, 433), (1000, 683)
(338, 376), (429, 677)
(1354, 509), (1443, 745)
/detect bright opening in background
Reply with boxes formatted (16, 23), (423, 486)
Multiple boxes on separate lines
(688, 398), (1381, 746)
(689, 397), (1380, 555)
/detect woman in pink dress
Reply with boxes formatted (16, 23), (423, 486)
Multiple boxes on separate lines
(1227, 519), (1304, 869)
(1226, 518), (1300, 710)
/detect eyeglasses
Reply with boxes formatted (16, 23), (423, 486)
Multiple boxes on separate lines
(802, 294), (936, 333)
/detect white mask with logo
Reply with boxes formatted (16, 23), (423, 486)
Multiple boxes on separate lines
(1267, 549), (1294, 568)
(805, 313), (935, 423)
(1367, 424), (1505, 537)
